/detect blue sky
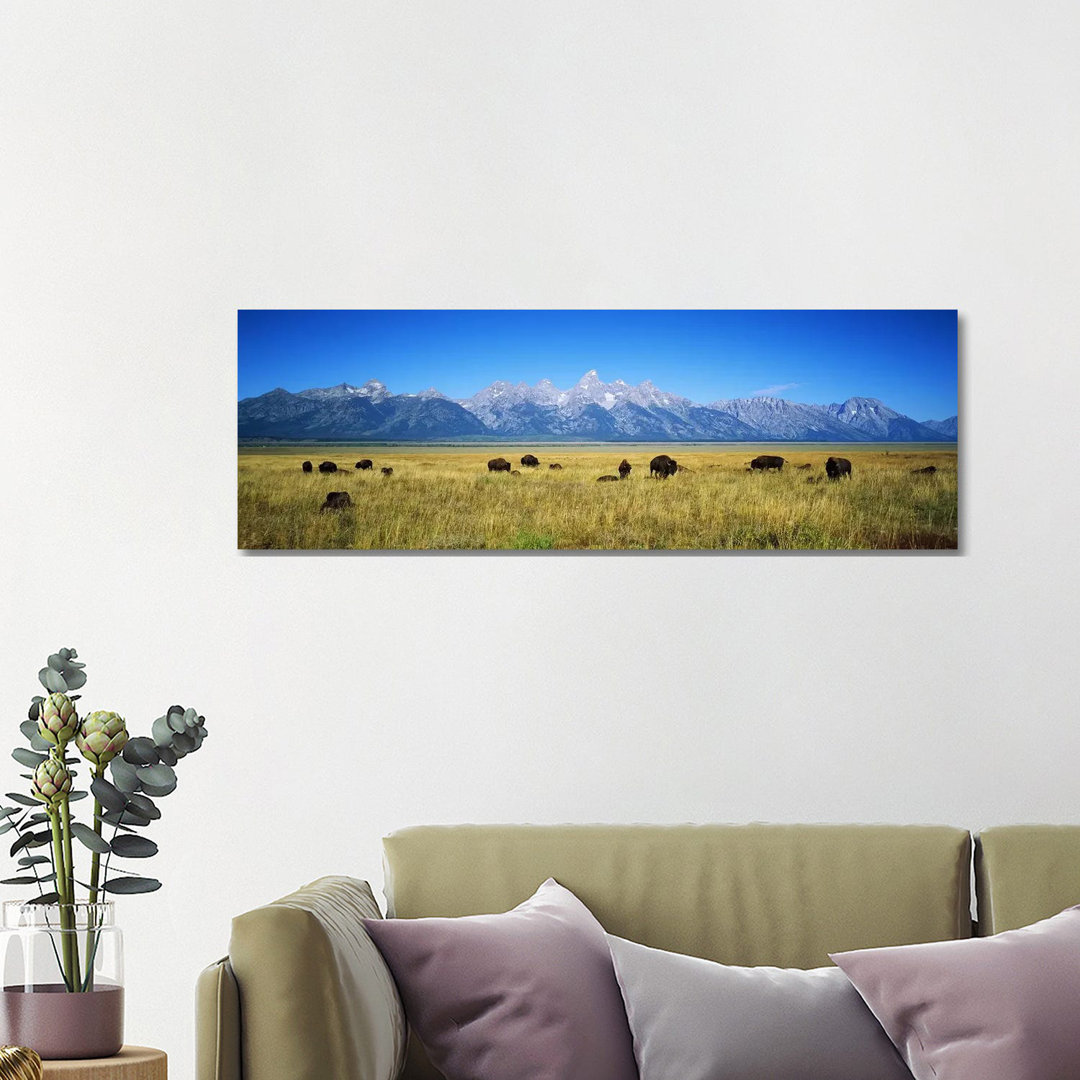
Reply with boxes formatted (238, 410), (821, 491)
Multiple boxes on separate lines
(238, 310), (958, 420)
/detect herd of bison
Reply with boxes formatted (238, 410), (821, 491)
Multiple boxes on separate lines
(301, 453), (940, 512)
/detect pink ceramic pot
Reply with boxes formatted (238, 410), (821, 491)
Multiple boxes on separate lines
(0, 983), (124, 1059)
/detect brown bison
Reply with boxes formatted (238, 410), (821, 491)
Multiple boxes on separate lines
(356, 459), (373, 470)
(301, 460), (313, 473)
(510, 470), (521, 475)
(597, 475), (620, 482)
(488, 457), (511, 472)
(549, 463), (563, 470)
(521, 454), (540, 467)
(825, 456), (852, 480)
(650, 454), (678, 479)
(749, 455), (784, 472)
(618, 459), (631, 479)
(912, 465), (937, 475)
(381, 467), (394, 477)
(318, 461), (338, 473)
(320, 491), (351, 511)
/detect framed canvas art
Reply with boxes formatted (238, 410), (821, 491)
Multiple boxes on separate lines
(238, 310), (958, 551)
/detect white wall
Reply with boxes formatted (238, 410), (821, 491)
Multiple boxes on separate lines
(2, 1), (1079, 1075)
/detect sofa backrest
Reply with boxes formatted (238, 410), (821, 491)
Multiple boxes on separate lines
(975, 824), (1080, 934)
(384, 823), (972, 1080)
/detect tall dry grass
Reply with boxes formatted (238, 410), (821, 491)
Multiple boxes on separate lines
(237, 446), (958, 550)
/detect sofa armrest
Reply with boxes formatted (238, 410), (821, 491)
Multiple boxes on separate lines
(196, 958), (241, 1080)
(211, 876), (406, 1080)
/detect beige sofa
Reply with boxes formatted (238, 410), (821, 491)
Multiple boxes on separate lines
(196, 823), (1080, 1080)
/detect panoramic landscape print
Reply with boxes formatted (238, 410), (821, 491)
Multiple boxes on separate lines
(238, 310), (958, 551)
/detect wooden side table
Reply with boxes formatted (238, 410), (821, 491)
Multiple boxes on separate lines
(41, 1047), (166, 1080)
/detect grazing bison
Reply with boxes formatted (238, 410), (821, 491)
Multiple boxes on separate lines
(597, 475), (620, 482)
(488, 457), (511, 472)
(749, 455), (784, 472)
(912, 465), (937, 475)
(825, 456), (852, 480)
(618, 459), (631, 479)
(796, 463), (813, 470)
(318, 461), (338, 473)
(510, 469), (521, 475)
(549, 463), (563, 470)
(381, 467), (394, 477)
(520, 454), (540, 467)
(301, 460), (313, 473)
(650, 454), (678, 479)
(356, 459), (373, 470)
(320, 491), (351, 511)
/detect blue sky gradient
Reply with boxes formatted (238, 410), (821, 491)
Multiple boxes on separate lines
(238, 310), (958, 420)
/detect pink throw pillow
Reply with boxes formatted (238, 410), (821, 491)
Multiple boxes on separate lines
(832, 904), (1080, 1080)
(362, 878), (638, 1080)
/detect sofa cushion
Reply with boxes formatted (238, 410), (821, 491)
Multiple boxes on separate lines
(832, 905), (1080, 1080)
(975, 825), (1080, 933)
(608, 934), (911, 1080)
(363, 878), (638, 1080)
(228, 876), (406, 1080)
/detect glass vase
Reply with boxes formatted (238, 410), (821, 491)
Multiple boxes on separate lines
(0, 901), (123, 1059)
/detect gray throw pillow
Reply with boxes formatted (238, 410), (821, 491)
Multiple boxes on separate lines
(607, 934), (912, 1080)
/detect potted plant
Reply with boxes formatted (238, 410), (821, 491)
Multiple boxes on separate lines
(0, 648), (207, 1059)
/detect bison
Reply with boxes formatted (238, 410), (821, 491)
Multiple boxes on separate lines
(618, 459), (631, 479)
(912, 465), (937, 475)
(318, 461), (338, 473)
(510, 470), (521, 475)
(320, 491), (351, 511)
(749, 455), (784, 472)
(356, 459), (373, 470)
(488, 457), (511, 472)
(521, 454), (540, 467)
(381, 467), (394, 477)
(650, 454), (678, 479)
(597, 475), (620, 482)
(549, 463), (563, 470)
(301, 460), (313, 473)
(825, 456), (852, 480)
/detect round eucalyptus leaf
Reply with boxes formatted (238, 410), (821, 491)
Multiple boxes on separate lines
(90, 776), (127, 813)
(122, 738), (159, 766)
(155, 746), (177, 767)
(20, 720), (38, 742)
(102, 876), (162, 894)
(12, 749), (47, 769)
(126, 794), (160, 820)
(110, 834), (158, 859)
(151, 716), (173, 747)
(171, 733), (195, 755)
(26, 700), (43, 724)
(38, 667), (67, 693)
(109, 758), (141, 794)
(139, 780), (176, 798)
(168, 710), (187, 734)
(71, 822), (111, 854)
(139, 763), (176, 787)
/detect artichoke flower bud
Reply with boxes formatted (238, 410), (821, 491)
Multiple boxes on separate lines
(37, 692), (78, 747)
(76, 710), (129, 767)
(32, 758), (72, 809)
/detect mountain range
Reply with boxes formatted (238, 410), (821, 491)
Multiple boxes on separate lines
(238, 371), (957, 442)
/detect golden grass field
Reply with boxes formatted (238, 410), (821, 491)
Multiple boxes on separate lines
(237, 444), (958, 551)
